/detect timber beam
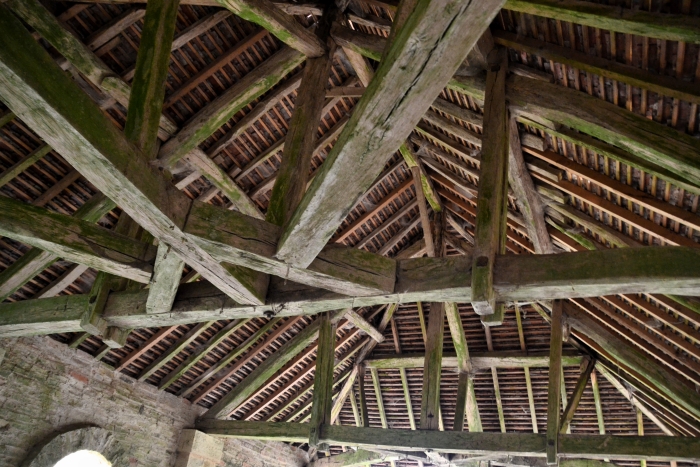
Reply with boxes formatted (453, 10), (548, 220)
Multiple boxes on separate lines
(332, 26), (700, 191)
(6, 247), (700, 334)
(196, 421), (700, 462)
(274, 0), (506, 268)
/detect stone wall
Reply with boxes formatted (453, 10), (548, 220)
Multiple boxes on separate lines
(0, 336), (310, 467)
(0, 336), (201, 467)
(221, 438), (308, 467)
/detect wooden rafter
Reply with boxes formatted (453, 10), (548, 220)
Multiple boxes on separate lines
(275, 0), (506, 268)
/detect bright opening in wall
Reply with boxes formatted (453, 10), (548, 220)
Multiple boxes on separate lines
(54, 450), (112, 467)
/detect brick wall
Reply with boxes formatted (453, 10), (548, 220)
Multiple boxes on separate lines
(0, 336), (309, 467)
(0, 336), (201, 467)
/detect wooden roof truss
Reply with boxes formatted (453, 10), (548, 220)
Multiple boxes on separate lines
(0, 0), (699, 465)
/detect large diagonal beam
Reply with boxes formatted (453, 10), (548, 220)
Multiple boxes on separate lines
(0, 5), (265, 304)
(564, 301), (700, 421)
(334, 27), (700, 192)
(6, 0), (177, 139)
(0, 196), (155, 282)
(0, 193), (115, 301)
(449, 73), (700, 188)
(274, 0), (506, 268)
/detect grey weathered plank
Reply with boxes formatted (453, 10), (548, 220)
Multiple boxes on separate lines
(146, 243), (185, 314)
(215, 0), (325, 57)
(184, 202), (396, 297)
(507, 118), (553, 254)
(546, 300), (564, 464)
(0, 7), (269, 305)
(35, 264), (89, 299)
(471, 49), (508, 317)
(200, 421), (700, 461)
(0, 194), (115, 301)
(309, 311), (336, 449)
(275, 0), (506, 268)
(0, 196), (155, 283)
(7, 247), (700, 335)
(157, 46), (304, 168)
(560, 357), (595, 434)
(124, 0), (179, 158)
(267, 7), (335, 230)
(504, 0), (700, 43)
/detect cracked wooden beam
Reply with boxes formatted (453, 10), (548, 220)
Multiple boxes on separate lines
(274, 0), (506, 269)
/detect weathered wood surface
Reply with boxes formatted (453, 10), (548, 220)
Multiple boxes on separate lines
(0, 194), (115, 301)
(146, 243), (185, 314)
(309, 312), (335, 449)
(452, 74), (700, 188)
(471, 49), (509, 317)
(8, 246), (700, 335)
(184, 202), (396, 297)
(507, 118), (553, 254)
(196, 420), (310, 442)
(0, 295), (86, 336)
(200, 421), (700, 461)
(267, 9), (335, 228)
(157, 46), (304, 168)
(445, 301), (479, 432)
(547, 300), (564, 464)
(504, 0), (700, 43)
(7, 0), (177, 138)
(0, 196), (155, 283)
(124, 0), (179, 157)
(363, 351), (584, 369)
(560, 357), (595, 434)
(183, 148), (264, 219)
(0, 8), (280, 305)
(493, 30), (700, 106)
(275, 0), (506, 268)
(203, 310), (346, 419)
(215, 0), (325, 57)
(420, 302), (445, 430)
(345, 310), (384, 343)
(564, 301), (700, 421)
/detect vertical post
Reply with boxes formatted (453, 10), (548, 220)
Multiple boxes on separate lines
(309, 311), (336, 451)
(125, 0), (180, 158)
(471, 47), (509, 317)
(516, 304), (538, 433)
(637, 408), (647, 467)
(547, 300), (564, 465)
(420, 301), (445, 430)
(419, 212), (446, 431)
(357, 363), (369, 428)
